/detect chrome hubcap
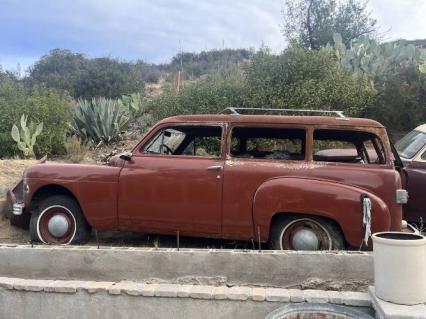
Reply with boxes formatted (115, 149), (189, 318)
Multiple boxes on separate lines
(291, 228), (319, 250)
(47, 215), (69, 238)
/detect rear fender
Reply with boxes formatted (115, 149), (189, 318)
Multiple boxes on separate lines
(253, 177), (390, 247)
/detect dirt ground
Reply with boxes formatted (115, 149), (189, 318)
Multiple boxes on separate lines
(0, 159), (36, 198)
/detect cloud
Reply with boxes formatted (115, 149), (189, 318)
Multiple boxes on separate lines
(368, 0), (426, 41)
(0, 0), (424, 72)
(0, 0), (284, 70)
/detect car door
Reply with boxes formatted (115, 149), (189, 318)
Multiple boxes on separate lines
(117, 123), (225, 236)
(404, 147), (426, 223)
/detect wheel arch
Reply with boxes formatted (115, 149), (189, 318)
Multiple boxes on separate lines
(253, 176), (391, 247)
(29, 184), (85, 220)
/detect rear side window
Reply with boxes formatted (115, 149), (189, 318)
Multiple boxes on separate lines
(231, 127), (305, 160)
(313, 129), (385, 164)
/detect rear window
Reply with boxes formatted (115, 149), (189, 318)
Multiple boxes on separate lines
(313, 129), (385, 164)
(230, 127), (305, 160)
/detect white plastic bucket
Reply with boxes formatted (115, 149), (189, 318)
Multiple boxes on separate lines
(372, 232), (426, 305)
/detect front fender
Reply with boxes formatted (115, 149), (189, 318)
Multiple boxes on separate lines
(253, 177), (391, 247)
(24, 163), (122, 230)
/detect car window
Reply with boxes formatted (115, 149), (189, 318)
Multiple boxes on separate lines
(421, 150), (426, 161)
(396, 130), (426, 159)
(142, 125), (222, 157)
(313, 129), (385, 164)
(231, 127), (305, 160)
(144, 128), (186, 154)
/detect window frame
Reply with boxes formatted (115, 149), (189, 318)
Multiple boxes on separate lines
(311, 127), (388, 166)
(226, 123), (308, 162)
(136, 122), (227, 160)
(414, 145), (426, 163)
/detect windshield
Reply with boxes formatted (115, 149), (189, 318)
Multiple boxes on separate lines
(396, 130), (426, 159)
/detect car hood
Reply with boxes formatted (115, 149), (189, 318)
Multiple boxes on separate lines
(24, 162), (121, 183)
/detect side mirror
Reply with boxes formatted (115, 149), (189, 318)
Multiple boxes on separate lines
(119, 151), (133, 161)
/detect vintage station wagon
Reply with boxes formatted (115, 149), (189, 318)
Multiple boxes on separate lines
(7, 108), (410, 250)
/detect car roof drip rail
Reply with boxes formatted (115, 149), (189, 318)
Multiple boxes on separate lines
(221, 107), (347, 119)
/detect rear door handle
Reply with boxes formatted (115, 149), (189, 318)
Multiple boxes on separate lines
(207, 165), (223, 171)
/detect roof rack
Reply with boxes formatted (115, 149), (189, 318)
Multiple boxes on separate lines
(221, 107), (347, 119)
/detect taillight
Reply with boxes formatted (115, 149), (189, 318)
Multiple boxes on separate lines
(396, 189), (408, 204)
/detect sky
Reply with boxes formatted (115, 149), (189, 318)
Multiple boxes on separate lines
(0, 0), (425, 72)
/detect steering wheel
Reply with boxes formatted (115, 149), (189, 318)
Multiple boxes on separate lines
(160, 144), (173, 155)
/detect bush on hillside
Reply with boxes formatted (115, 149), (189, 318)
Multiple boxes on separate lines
(244, 46), (376, 116)
(147, 67), (249, 121)
(29, 49), (145, 99)
(0, 78), (72, 158)
(148, 46), (376, 121)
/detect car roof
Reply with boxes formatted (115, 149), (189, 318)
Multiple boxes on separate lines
(414, 124), (426, 133)
(161, 114), (384, 128)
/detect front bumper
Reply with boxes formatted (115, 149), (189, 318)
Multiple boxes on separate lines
(5, 181), (29, 228)
(5, 155), (47, 229)
(12, 202), (24, 216)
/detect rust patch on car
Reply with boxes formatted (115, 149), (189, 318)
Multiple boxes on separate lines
(225, 159), (326, 170)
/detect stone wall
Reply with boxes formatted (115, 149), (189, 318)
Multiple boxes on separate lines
(0, 244), (373, 287)
(0, 277), (373, 319)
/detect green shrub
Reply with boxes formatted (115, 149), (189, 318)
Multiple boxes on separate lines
(148, 67), (249, 121)
(0, 79), (72, 158)
(119, 93), (154, 130)
(364, 64), (426, 138)
(244, 46), (375, 116)
(64, 135), (89, 163)
(148, 47), (375, 121)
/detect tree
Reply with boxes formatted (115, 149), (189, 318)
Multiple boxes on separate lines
(364, 64), (426, 139)
(28, 49), (87, 96)
(283, 0), (377, 49)
(29, 49), (144, 99)
(75, 58), (144, 99)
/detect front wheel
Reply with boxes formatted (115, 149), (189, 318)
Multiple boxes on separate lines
(269, 215), (345, 251)
(30, 195), (91, 245)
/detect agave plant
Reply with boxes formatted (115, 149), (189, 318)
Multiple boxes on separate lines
(11, 114), (43, 158)
(70, 97), (130, 146)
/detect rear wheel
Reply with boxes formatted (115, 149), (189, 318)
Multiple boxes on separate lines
(30, 195), (91, 245)
(269, 215), (345, 251)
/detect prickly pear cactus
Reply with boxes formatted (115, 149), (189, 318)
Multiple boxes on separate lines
(332, 33), (426, 83)
(11, 114), (43, 158)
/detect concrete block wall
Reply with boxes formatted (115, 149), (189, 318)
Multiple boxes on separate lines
(0, 244), (373, 286)
(0, 277), (374, 319)
(0, 244), (377, 318)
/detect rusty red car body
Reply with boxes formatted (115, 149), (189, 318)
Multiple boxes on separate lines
(7, 114), (408, 249)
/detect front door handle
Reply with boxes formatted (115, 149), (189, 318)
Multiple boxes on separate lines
(207, 165), (223, 171)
